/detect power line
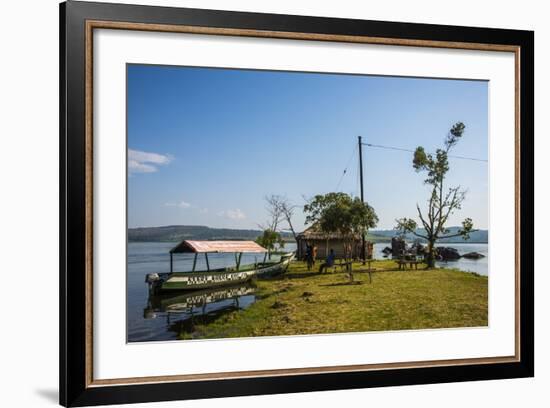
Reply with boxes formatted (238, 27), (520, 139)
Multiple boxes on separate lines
(334, 144), (358, 192)
(334, 139), (486, 198)
(362, 142), (488, 162)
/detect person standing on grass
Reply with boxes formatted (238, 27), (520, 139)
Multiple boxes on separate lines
(319, 249), (336, 273)
(305, 244), (313, 271)
(312, 245), (318, 266)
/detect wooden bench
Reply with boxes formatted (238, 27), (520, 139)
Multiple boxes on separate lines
(321, 260), (352, 273)
(397, 258), (423, 270)
(331, 261), (352, 272)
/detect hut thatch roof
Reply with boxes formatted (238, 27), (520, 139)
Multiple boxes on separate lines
(296, 225), (361, 241)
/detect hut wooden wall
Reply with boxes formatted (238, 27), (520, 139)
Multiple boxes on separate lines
(297, 238), (367, 260)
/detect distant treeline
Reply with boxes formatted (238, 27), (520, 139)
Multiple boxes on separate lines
(128, 225), (488, 243)
(370, 227), (488, 244)
(128, 225), (294, 242)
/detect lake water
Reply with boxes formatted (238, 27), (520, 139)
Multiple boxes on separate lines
(127, 242), (288, 342)
(372, 242), (489, 276)
(127, 241), (488, 342)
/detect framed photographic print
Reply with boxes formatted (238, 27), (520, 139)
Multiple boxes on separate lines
(60, 1), (534, 406)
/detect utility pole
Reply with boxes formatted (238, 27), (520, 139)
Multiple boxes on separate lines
(358, 136), (366, 264)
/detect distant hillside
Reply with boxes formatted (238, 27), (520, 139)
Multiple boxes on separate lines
(128, 225), (294, 242)
(128, 225), (487, 244)
(364, 233), (393, 243)
(371, 227), (488, 244)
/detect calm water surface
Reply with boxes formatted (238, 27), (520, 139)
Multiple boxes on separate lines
(127, 242), (291, 342)
(127, 241), (488, 342)
(372, 242), (489, 276)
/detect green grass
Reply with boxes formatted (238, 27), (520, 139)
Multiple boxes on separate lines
(178, 260), (488, 340)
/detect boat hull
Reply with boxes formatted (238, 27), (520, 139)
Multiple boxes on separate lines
(147, 253), (294, 294)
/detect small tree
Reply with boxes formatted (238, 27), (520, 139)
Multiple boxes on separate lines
(255, 229), (285, 259)
(278, 198), (298, 242)
(263, 195), (285, 232)
(262, 195), (298, 242)
(395, 122), (476, 268)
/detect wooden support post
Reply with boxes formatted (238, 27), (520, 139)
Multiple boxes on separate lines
(192, 253), (197, 272)
(236, 252), (242, 270)
(367, 259), (373, 284)
(358, 135), (366, 265)
(170, 252), (173, 273)
(205, 253), (210, 271)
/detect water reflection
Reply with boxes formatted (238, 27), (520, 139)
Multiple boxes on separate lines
(143, 284), (257, 339)
(128, 241), (487, 342)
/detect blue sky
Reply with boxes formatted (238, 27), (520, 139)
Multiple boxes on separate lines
(127, 64), (488, 231)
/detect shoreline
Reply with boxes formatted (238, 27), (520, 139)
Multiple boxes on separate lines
(127, 239), (489, 244)
(174, 259), (488, 341)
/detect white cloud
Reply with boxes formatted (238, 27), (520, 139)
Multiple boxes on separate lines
(128, 149), (172, 174)
(165, 200), (191, 208)
(217, 208), (246, 220)
(199, 208), (209, 214)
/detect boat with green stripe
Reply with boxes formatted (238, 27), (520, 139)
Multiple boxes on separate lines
(145, 240), (294, 294)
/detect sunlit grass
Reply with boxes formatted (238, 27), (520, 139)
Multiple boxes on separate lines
(179, 260), (488, 340)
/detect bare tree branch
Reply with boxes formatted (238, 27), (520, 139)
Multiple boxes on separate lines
(409, 230), (430, 240)
(439, 229), (478, 239)
(262, 195), (299, 241)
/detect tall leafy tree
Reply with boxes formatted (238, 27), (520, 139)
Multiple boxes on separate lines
(395, 122), (475, 268)
(303, 192), (350, 226)
(304, 193), (378, 261)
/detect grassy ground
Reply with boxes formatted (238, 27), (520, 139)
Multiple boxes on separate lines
(178, 260), (488, 340)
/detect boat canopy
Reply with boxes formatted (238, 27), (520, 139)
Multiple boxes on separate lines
(170, 240), (267, 254)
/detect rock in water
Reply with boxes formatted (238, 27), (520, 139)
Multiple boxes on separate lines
(462, 251), (485, 260)
(436, 247), (461, 261)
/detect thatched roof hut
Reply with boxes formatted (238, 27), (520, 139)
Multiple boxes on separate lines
(295, 225), (372, 260)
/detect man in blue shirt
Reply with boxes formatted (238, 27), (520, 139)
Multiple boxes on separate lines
(319, 249), (335, 273)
